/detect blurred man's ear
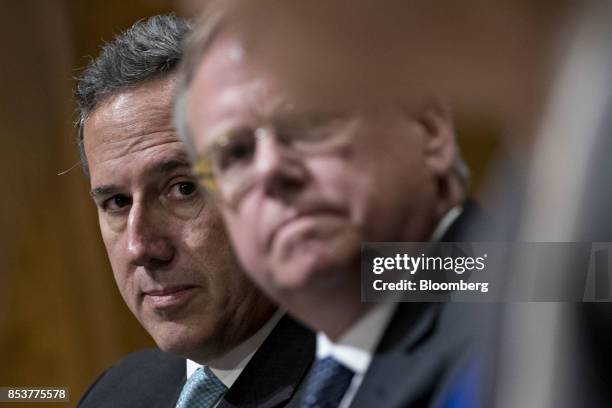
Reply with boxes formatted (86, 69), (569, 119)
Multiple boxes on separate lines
(418, 101), (457, 178)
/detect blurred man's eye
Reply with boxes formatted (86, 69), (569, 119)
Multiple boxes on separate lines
(103, 195), (132, 213)
(216, 132), (256, 172)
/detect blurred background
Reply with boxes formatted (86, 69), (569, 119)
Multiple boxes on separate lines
(3, 0), (609, 407)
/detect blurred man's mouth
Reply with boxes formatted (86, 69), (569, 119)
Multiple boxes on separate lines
(268, 209), (348, 253)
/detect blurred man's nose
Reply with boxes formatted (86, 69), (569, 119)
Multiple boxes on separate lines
(253, 133), (308, 200)
(126, 203), (174, 269)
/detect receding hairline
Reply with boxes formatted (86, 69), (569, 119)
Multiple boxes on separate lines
(74, 14), (192, 178)
(89, 72), (179, 117)
(83, 72), (179, 146)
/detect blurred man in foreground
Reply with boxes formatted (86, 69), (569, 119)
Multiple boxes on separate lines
(175, 6), (482, 406)
(75, 15), (313, 408)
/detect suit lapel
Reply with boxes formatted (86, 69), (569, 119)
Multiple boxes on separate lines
(218, 315), (315, 408)
(146, 350), (184, 408)
(441, 201), (486, 242)
(349, 303), (440, 408)
(351, 204), (487, 408)
(168, 367), (186, 408)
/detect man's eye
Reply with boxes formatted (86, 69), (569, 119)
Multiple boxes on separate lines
(169, 181), (198, 199)
(103, 195), (131, 212)
(216, 133), (256, 172)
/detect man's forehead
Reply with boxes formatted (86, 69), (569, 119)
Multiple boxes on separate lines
(193, 34), (251, 87)
(84, 76), (181, 159)
(188, 35), (283, 149)
(89, 145), (192, 194)
(93, 79), (174, 125)
(189, 34), (416, 124)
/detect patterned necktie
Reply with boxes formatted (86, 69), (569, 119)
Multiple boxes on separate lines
(176, 366), (227, 408)
(301, 357), (355, 408)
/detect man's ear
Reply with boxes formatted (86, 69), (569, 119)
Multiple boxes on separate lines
(417, 100), (457, 177)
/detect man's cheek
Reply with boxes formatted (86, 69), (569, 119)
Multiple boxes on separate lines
(224, 219), (256, 267)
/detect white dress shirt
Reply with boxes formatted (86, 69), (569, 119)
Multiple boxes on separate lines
(315, 303), (397, 408)
(430, 205), (462, 242)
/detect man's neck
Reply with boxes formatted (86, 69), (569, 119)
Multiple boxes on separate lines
(286, 276), (372, 341)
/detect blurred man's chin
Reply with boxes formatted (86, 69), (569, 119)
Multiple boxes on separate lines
(271, 227), (359, 278)
(270, 247), (357, 292)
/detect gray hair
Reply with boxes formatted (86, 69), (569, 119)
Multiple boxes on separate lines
(73, 14), (192, 177)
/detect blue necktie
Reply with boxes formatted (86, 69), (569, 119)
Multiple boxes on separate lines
(301, 357), (355, 408)
(176, 366), (227, 408)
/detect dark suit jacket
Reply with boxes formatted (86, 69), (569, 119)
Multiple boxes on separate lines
(78, 315), (315, 408)
(351, 203), (487, 408)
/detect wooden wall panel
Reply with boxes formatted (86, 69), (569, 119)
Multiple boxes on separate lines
(0, 1), (179, 406)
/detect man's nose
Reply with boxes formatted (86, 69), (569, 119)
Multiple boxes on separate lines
(253, 133), (308, 200)
(126, 203), (174, 269)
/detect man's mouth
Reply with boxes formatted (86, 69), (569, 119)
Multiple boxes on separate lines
(142, 285), (198, 309)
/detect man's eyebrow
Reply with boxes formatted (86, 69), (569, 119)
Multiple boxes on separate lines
(90, 185), (118, 199)
(151, 158), (191, 175)
(89, 158), (191, 199)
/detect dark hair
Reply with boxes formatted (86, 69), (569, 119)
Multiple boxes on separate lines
(73, 14), (192, 177)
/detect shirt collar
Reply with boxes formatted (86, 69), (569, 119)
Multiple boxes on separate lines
(316, 302), (396, 375)
(430, 205), (463, 242)
(186, 309), (284, 388)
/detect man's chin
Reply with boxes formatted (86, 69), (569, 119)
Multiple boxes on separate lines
(144, 320), (223, 362)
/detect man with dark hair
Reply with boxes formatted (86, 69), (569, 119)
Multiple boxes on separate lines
(75, 15), (313, 408)
(175, 4), (483, 407)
